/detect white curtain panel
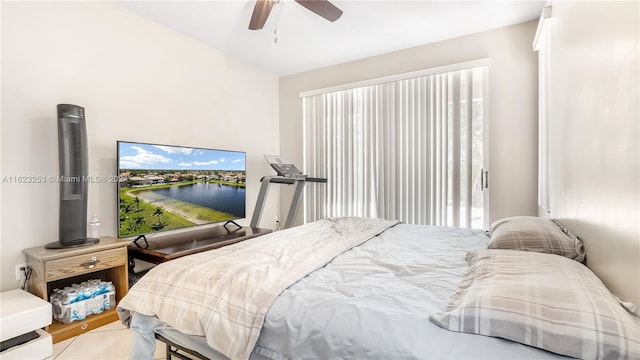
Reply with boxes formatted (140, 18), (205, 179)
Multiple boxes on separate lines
(303, 67), (486, 228)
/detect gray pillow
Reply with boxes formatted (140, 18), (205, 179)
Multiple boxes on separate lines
(488, 216), (585, 262)
(430, 249), (640, 360)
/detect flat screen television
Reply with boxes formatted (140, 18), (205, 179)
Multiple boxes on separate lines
(117, 141), (246, 238)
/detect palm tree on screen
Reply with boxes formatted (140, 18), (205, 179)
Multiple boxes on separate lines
(152, 206), (165, 230)
(134, 216), (145, 230)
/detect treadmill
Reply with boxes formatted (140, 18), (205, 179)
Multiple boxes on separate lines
(250, 155), (327, 229)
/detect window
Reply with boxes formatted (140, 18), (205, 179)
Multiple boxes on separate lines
(302, 61), (489, 228)
(534, 5), (552, 215)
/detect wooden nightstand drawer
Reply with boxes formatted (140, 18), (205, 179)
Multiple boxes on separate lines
(45, 248), (126, 282)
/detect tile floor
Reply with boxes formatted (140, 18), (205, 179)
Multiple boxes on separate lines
(45, 320), (166, 360)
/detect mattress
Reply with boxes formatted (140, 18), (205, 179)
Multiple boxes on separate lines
(125, 222), (569, 360)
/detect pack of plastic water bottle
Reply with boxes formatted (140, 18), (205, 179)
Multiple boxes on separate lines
(50, 280), (116, 323)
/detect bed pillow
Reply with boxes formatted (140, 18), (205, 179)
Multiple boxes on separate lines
(430, 249), (640, 360)
(488, 216), (585, 262)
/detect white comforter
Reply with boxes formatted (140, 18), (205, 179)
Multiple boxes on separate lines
(117, 217), (397, 360)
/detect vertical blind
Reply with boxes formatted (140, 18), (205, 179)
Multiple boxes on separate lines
(302, 66), (487, 228)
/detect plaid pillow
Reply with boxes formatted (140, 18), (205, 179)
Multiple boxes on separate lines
(430, 249), (640, 360)
(488, 216), (585, 262)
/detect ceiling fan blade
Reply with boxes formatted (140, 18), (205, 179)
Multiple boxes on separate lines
(295, 0), (343, 22)
(249, 0), (275, 30)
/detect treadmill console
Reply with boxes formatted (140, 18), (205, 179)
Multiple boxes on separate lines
(264, 155), (304, 178)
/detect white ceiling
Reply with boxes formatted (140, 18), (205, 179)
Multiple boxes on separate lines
(114, 0), (544, 76)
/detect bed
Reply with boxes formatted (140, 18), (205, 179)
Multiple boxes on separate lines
(117, 216), (640, 360)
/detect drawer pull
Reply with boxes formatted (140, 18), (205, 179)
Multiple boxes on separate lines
(81, 257), (100, 269)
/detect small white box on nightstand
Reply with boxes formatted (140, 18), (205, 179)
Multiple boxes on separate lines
(0, 289), (53, 359)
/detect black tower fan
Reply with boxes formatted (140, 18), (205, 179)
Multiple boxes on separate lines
(45, 104), (99, 249)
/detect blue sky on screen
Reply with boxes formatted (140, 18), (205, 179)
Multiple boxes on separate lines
(118, 142), (245, 171)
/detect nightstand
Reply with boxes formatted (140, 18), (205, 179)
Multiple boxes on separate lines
(23, 237), (129, 343)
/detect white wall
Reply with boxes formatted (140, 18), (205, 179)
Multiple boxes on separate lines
(0, 2), (280, 291)
(546, 1), (639, 305)
(279, 21), (539, 226)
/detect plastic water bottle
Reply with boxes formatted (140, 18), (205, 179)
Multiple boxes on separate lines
(89, 214), (100, 239)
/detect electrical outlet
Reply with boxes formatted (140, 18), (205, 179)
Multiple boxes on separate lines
(15, 263), (26, 281)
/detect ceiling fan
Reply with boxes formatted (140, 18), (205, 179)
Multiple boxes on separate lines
(249, 0), (343, 30)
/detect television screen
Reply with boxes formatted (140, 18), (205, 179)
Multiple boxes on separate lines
(117, 141), (246, 238)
